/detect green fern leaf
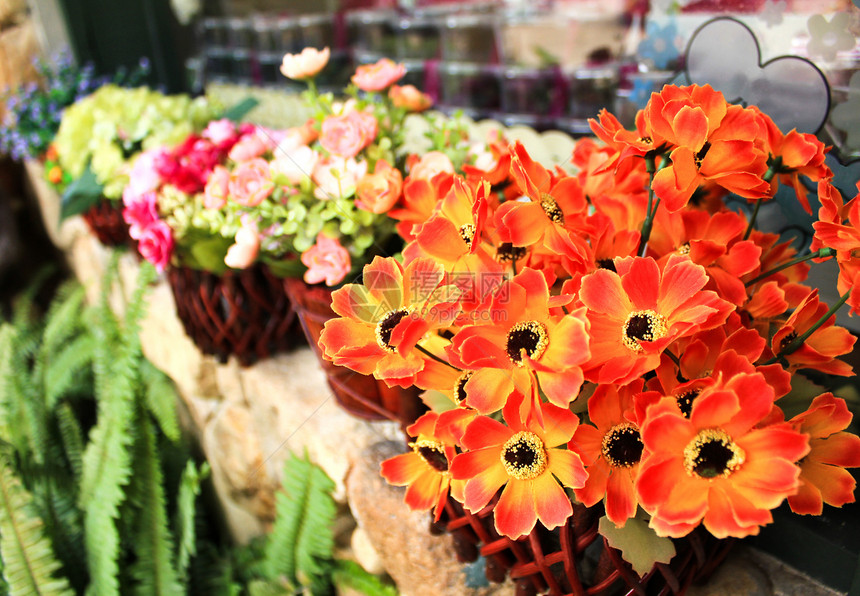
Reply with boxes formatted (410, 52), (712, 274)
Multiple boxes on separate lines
(0, 456), (74, 595)
(44, 334), (96, 410)
(55, 403), (85, 483)
(40, 283), (86, 356)
(128, 413), (182, 595)
(139, 360), (181, 443)
(175, 461), (208, 583)
(264, 454), (336, 588)
(332, 559), (397, 596)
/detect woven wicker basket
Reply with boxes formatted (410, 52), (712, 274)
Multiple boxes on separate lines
(167, 264), (301, 366)
(432, 496), (734, 596)
(283, 277), (426, 425)
(81, 198), (131, 247)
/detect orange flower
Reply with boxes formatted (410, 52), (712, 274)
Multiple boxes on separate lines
(388, 84), (432, 112)
(495, 141), (590, 267)
(770, 290), (856, 376)
(319, 256), (461, 386)
(355, 158), (403, 214)
(351, 58), (406, 92)
(463, 138), (512, 187)
(754, 107), (831, 215)
(637, 370), (809, 538)
(412, 176), (489, 263)
(380, 411), (462, 520)
(579, 254), (733, 385)
(787, 394), (860, 515)
(388, 173), (453, 242)
(450, 397), (587, 539)
(447, 268), (590, 414)
(569, 380), (647, 527)
(280, 46), (330, 80)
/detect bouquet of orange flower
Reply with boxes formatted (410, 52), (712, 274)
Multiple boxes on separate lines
(317, 83), (860, 590)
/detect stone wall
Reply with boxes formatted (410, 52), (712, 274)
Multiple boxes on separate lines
(0, 0), (39, 117)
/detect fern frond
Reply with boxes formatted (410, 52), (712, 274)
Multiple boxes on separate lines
(55, 402), (85, 484)
(263, 453), (336, 588)
(128, 413), (181, 595)
(40, 282), (86, 356)
(139, 360), (181, 443)
(175, 461), (208, 583)
(44, 334), (96, 410)
(332, 559), (397, 596)
(0, 456), (74, 595)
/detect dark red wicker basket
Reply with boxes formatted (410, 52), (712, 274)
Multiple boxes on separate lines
(81, 198), (131, 247)
(167, 264), (301, 367)
(432, 496), (734, 596)
(283, 277), (425, 425)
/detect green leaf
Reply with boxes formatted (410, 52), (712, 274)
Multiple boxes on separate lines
(60, 165), (104, 221)
(598, 514), (676, 577)
(188, 237), (231, 275)
(139, 360), (180, 443)
(258, 256), (305, 280)
(175, 461), (208, 583)
(0, 456), (75, 595)
(221, 97), (260, 123)
(332, 559), (397, 596)
(263, 453), (336, 588)
(419, 389), (457, 413)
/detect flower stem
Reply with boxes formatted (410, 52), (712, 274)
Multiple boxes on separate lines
(765, 290), (850, 364)
(416, 343), (459, 370)
(638, 155), (659, 257)
(742, 157), (781, 240)
(744, 247), (835, 287)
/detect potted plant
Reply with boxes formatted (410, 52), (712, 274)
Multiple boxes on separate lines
(317, 83), (860, 593)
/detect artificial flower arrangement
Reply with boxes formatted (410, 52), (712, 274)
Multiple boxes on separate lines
(317, 83), (860, 592)
(0, 52), (150, 166)
(50, 83), (221, 247)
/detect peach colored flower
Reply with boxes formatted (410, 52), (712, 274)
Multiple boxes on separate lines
(409, 151), (455, 181)
(351, 58), (406, 92)
(319, 111), (377, 158)
(280, 46), (330, 80)
(389, 84), (432, 112)
(356, 159), (403, 214)
(229, 158), (274, 207)
(302, 233), (351, 286)
(202, 119), (238, 146)
(228, 130), (269, 162)
(312, 156), (367, 200)
(224, 225), (260, 269)
(270, 145), (319, 185)
(203, 165), (230, 209)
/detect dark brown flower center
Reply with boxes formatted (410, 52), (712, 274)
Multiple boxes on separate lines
(505, 320), (549, 366)
(684, 429), (745, 479)
(596, 258), (617, 272)
(375, 308), (409, 353)
(412, 439), (449, 472)
(601, 423), (644, 468)
(694, 142), (711, 168)
(540, 194), (565, 225)
(622, 309), (667, 352)
(779, 331), (798, 352)
(454, 371), (473, 405)
(496, 242), (527, 263)
(639, 136), (653, 144)
(501, 431), (547, 480)
(459, 223), (476, 248)
(675, 388), (700, 418)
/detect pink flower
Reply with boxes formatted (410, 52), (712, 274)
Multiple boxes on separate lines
(127, 149), (165, 196)
(319, 111), (378, 158)
(356, 159), (403, 214)
(351, 58), (406, 92)
(202, 119), (239, 147)
(409, 151), (455, 181)
(301, 233), (351, 286)
(312, 156), (367, 200)
(228, 129), (270, 162)
(204, 165), (230, 209)
(137, 220), (174, 272)
(280, 47), (330, 80)
(270, 146), (319, 185)
(224, 225), (260, 269)
(229, 158), (274, 207)
(389, 84), (432, 112)
(122, 189), (160, 240)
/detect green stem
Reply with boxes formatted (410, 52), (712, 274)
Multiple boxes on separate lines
(664, 349), (682, 369)
(744, 247), (835, 288)
(638, 155), (659, 257)
(743, 157), (781, 240)
(416, 343), (459, 370)
(764, 290), (850, 365)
